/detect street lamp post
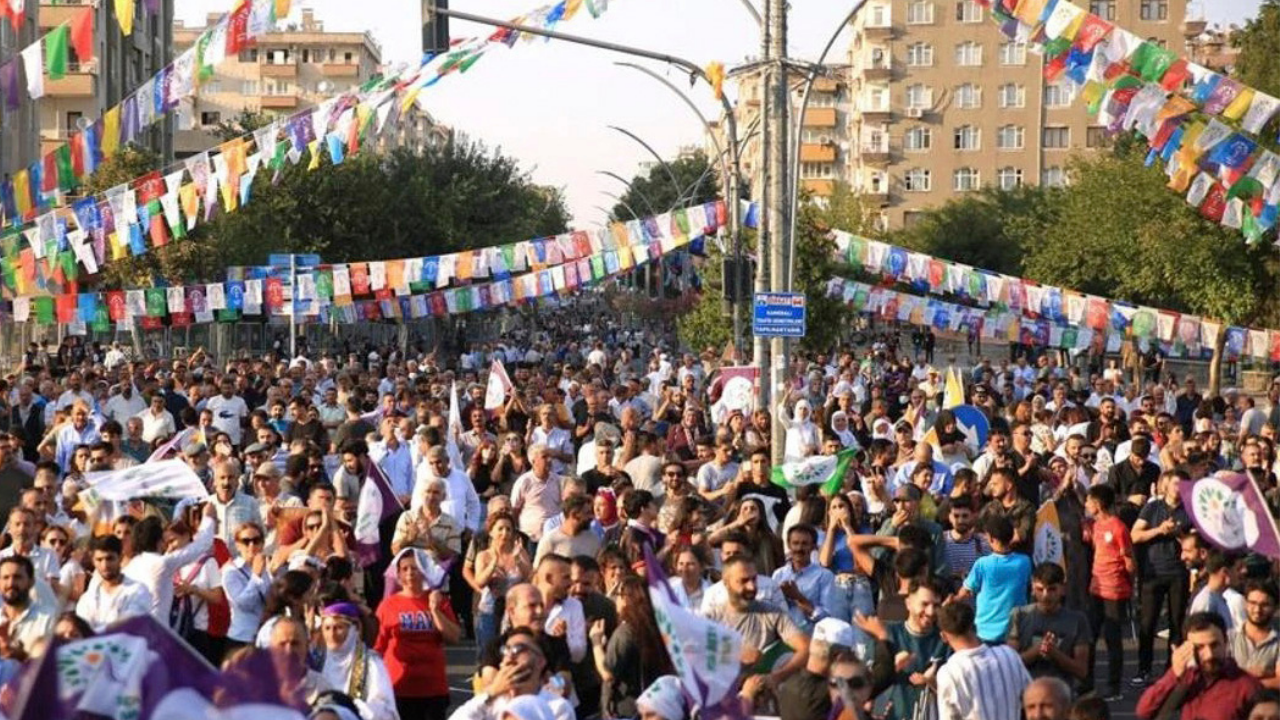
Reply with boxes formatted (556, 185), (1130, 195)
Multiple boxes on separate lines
(607, 125), (685, 201)
(596, 169), (659, 217)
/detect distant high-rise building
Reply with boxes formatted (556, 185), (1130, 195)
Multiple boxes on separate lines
(846, 0), (1187, 229)
(36, 0), (174, 166)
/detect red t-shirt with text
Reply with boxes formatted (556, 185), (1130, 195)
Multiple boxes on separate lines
(374, 593), (457, 698)
(1089, 515), (1133, 600)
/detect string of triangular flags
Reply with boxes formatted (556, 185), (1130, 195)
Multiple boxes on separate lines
(982, 0), (1280, 242)
(1, 200), (726, 331)
(0, 0), (293, 236)
(0, 0), (626, 298)
(830, 229), (1279, 362)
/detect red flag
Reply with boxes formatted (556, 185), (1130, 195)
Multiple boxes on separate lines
(265, 277), (284, 308)
(226, 0), (251, 55)
(1199, 183), (1227, 223)
(55, 294), (76, 323)
(135, 171), (163, 204)
(41, 153), (57, 193)
(106, 291), (126, 321)
(70, 7), (94, 62)
(350, 263), (370, 295)
(69, 133), (85, 178)
(2, 0), (18, 34)
(149, 213), (168, 247)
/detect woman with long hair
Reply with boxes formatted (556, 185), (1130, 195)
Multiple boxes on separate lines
(707, 497), (784, 575)
(469, 510), (530, 659)
(167, 518), (227, 666)
(820, 492), (875, 623)
(374, 549), (462, 720)
(591, 575), (676, 719)
(254, 570), (316, 648)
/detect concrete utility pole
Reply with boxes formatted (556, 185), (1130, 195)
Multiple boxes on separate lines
(754, 0), (772, 413)
(766, 0), (790, 464)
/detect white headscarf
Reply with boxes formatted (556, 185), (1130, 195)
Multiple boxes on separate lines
(637, 676), (686, 720)
(830, 411), (858, 449)
(382, 547), (449, 599)
(319, 608), (362, 694)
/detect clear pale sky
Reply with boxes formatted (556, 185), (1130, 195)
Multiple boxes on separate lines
(178, 0), (1266, 226)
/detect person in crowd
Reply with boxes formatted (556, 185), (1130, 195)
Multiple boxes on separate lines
(1086, 484), (1135, 701)
(589, 575), (674, 718)
(1229, 580), (1280, 690)
(223, 521), (272, 654)
(935, 600), (1032, 720)
(75, 534), (153, 631)
(470, 510), (532, 658)
(1008, 562), (1092, 690)
(1137, 612), (1261, 720)
(320, 601), (399, 720)
(1023, 677), (1074, 720)
(1131, 469), (1192, 687)
(952, 515), (1032, 644)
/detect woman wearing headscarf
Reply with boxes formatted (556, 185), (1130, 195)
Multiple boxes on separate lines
(780, 395), (820, 462)
(374, 548), (461, 720)
(636, 676), (687, 720)
(319, 602), (398, 720)
(830, 411), (860, 450)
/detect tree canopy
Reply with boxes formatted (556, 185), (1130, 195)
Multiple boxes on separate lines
(608, 150), (721, 222)
(1233, 0), (1280, 99)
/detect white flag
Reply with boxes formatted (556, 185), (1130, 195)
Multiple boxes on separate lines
(446, 382), (464, 471)
(484, 360), (513, 411)
(85, 459), (209, 502)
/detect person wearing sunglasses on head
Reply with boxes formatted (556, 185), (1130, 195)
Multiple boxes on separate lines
(450, 627), (575, 720)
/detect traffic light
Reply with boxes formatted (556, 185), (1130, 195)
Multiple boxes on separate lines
(422, 0), (451, 56)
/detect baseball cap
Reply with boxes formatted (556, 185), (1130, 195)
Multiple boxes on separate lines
(183, 442), (208, 458)
(813, 618), (857, 649)
(244, 442), (269, 455)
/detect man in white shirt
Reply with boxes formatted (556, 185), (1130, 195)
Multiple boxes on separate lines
(451, 627), (576, 720)
(529, 405), (573, 476)
(369, 417), (415, 505)
(122, 502), (217, 622)
(0, 507), (60, 594)
(0, 555), (55, 659)
(204, 377), (249, 447)
(936, 600), (1030, 720)
(412, 446), (481, 534)
(136, 393), (177, 445)
(534, 554), (587, 663)
(55, 372), (94, 412)
(76, 535), (154, 632)
(102, 384), (146, 425)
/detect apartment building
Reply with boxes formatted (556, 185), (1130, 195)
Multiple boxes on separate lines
(1185, 21), (1240, 74)
(848, 0), (1188, 228)
(707, 63), (854, 204)
(0, 7), (38, 177)
(36, 0), (174, 166)
(173, 8), (447, 159)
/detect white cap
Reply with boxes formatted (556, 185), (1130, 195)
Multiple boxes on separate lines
(813, 618), (857, 649)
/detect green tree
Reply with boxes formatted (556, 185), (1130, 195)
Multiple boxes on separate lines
(610, 150), (720, 221)
(1233, 0), (1280, 98)
(1023, 143), (1279, 392)
(888, 185), (1060, 275)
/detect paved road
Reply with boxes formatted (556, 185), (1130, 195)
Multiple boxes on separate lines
(438, 631), (1158, 719)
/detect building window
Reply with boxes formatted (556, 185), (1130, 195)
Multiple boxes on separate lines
(64, 111), (82, 137)
(998, 167), (1024, 190)
(907, 0), (934, 25)
(905, 168), (932, 192)
(1086, 126), (1111, 148)
(999, 41), (1027, 66)
(866, 86), (889, 111)
(867, 172), (888, 193)
(904, 126), (932, 151)
(345, 52), (354, 63)
(1042, 166), (1067, 187)
(302, 49), (310, 63)
(955, 0), (983, 23)
(907, 42), (934, 67)
(955, 83), (981, 109)
(997, 125), (1024, 150)
(802, 129), (833, 144)
(953, 125), (980, 151)
(1089, 1), (1116, 20)
(241, 80), (259, 95)
(204, 80), (223, 94)
(906, 84), (933, 109)
(268, 49), (290, 64)
(200, 111), (221, 126)
(955, 41), (983, 67)
(868, 3), (889, 27)
(1140, 0), (1168, 21)
(953, 167), (980, 191)
(1044, 82), (1075, 108)
(801, 163), (836, 179)
(999, 83), (1025, 108)
(1043, 126), (1070, 149)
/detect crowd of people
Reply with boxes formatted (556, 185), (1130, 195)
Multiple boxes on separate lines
(2, 313), (1280, 720)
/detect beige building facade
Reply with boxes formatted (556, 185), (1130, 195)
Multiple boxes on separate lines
(173, 8), (447, 159)
(849, 0), (1189, 228)
(35, 0), (174, 167)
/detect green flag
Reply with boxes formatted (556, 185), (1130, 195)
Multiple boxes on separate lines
(45, 25), (69, 80)
(34, 297), (53, 325)
(54, 145), (75, 192)
(91, 303), (110, 332)
(145, 288), (165, 317)
(770, 447), (857, 496)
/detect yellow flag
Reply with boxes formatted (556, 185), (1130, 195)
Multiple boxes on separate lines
(307, 140), (321, 171)
(943, 368), (965, 409)
(179, 183), (200, 226)
(102, 106), (121, 158)
(1223, 88), (1255, 121)
(114, 0), (134, 35)
(564, 0), (584, 20)
(275, 0), (292, 19)
(109, 232), (127, 260)
(12, 170), (30, 219)
(1034, 501), (1065, 571)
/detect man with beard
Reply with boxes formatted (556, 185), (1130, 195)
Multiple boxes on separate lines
(1229, 580), (1280, 689)
(704, 555), (810, 687)
(941, 495), (990, 586)
(0, 555), (54, 659)
(857, 577), (951, 720)
(1007, 563), (1091, 690)
(1137, 612), (1261, 720)
(977, 467), (1035, 556)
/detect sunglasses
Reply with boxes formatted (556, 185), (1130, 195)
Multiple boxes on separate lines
(237, 536), (264, 545)
(830, 676), (869, 690)
(44, 537), (67, 546)
(499, 642), (542, 659)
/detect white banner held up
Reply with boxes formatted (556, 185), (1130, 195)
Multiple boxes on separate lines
(85, 460), (209, 502)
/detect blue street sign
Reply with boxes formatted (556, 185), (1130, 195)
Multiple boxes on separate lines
(951, 405), (991, 452)
(268, 253), (322, 269)
(752, 292), (807, 338)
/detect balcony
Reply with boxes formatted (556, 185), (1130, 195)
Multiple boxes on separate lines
(860, 105), (893, 122)
(261, 63), (298, 78)
(861, 187), (891, 205)
(862, 20), (893, 39)
(803, 107), (838, 128)
(800, 143), (837, 163)
(861, 144), (891, 164)
(260, 94), (299, 109)
(322, 63), (360, 78)
(39, 0), (89, 29)
(801, 179), (835, 196)
(812, 76), (841, 93)
(864, 62), (892, 81)
(46, 64), (95, 98)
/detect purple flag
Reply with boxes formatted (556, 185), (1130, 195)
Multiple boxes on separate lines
(354, 458), (404, 567)
(0, 61), (20, 111)
(643, 548), (746, 715)
(1180, 471), (1280, 559)
(9, 615), (305, 720)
